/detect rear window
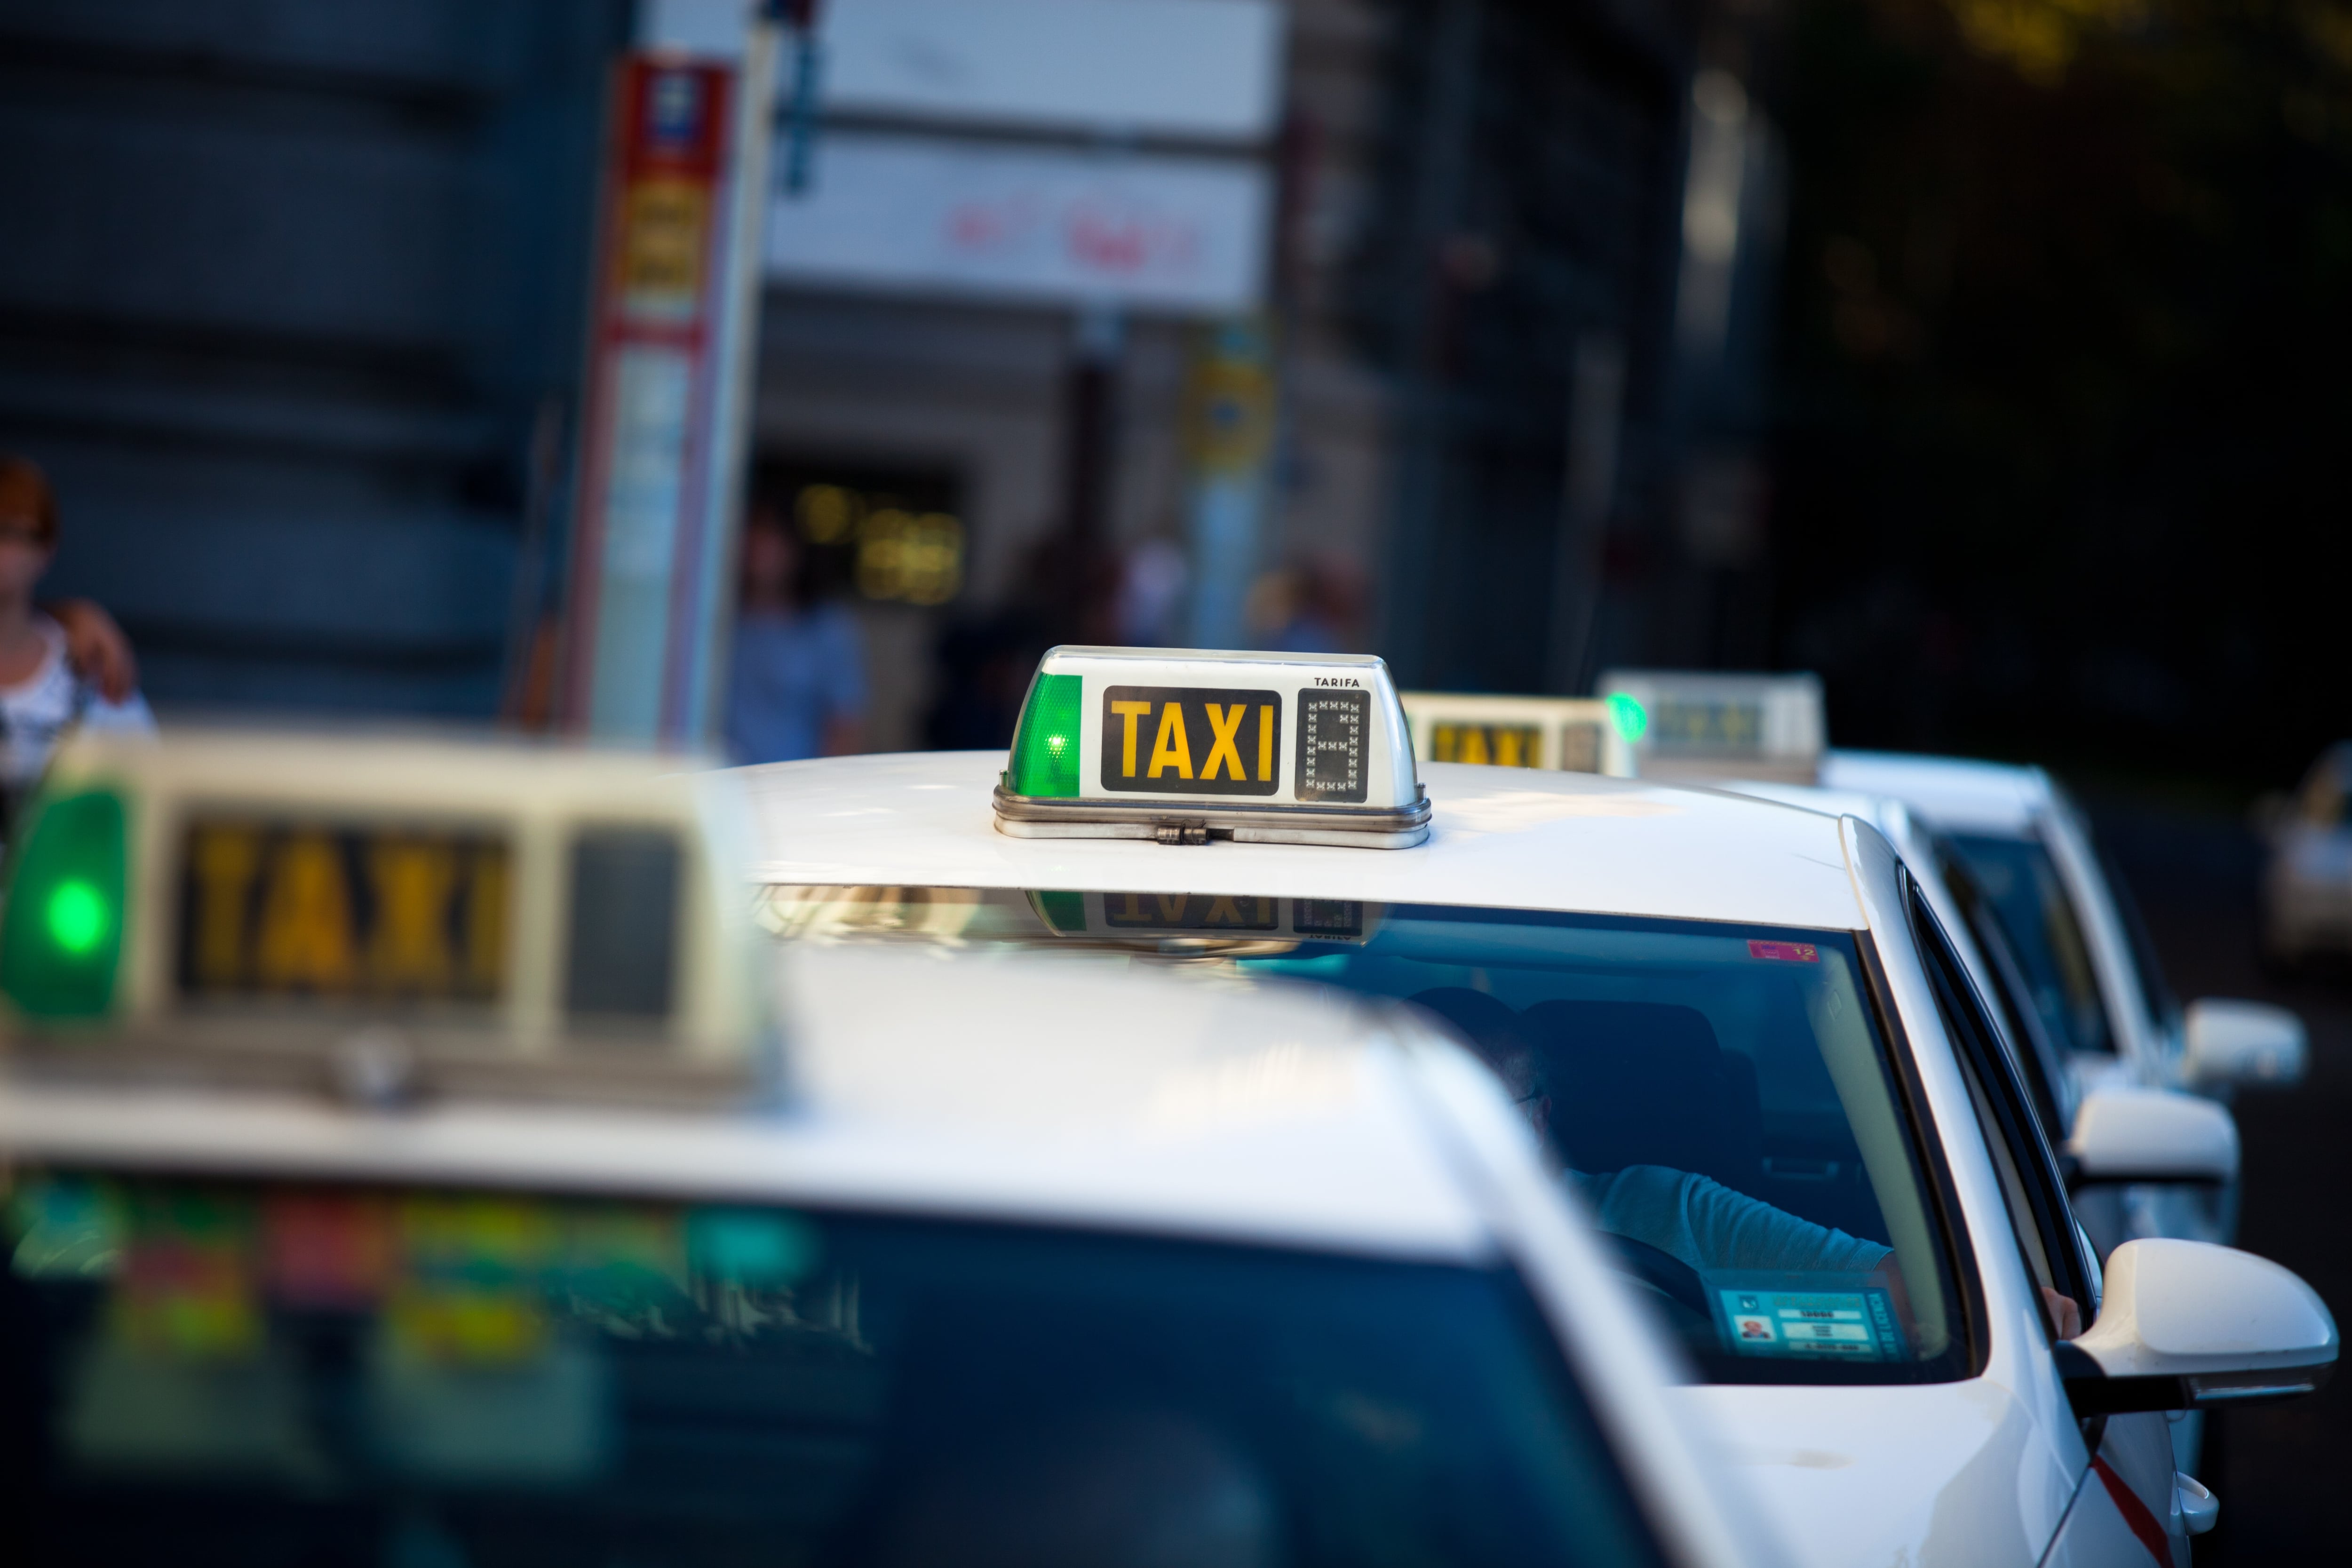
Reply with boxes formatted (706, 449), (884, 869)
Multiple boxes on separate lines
(764, 888), (1977, 1386)
(4, 1172), (1662, 1568)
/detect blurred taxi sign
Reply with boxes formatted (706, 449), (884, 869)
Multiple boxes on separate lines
(993, 647), (1429, 848)
(1397, 692), (1633, 776)
(1596, 670), (1826, 786)
(0, 730), (764, 1104)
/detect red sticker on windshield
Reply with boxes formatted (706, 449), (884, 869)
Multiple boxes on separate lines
(1748, 940), (1819, 963)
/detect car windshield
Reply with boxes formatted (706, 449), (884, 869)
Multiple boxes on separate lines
(1939, 834), (2116, 1056)
(762, 888), (1975, 1386)
(3, 1170), (1662, 1568)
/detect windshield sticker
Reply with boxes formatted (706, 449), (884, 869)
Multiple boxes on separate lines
(1706, 1274), (1907, 1361)
(1747, 939), (1820, 964)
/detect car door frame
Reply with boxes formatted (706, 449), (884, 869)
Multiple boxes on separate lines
(1843, 815), (2102, 1560)
(1899, 846), (2188, 1566)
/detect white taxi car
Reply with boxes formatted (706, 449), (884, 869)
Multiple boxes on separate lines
(0, 727), (1792, 1568)
(742, 646), (2338, 1568)
(2257, 740), (2352, 967)
(1820, 751), (2305, 1108)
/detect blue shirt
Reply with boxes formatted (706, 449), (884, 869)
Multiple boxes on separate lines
(1576, 1165), (1891, 1275)
(724, 603), (866, 766)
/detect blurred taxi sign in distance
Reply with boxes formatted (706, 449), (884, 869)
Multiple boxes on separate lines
(994, 646), (1430, 847)
(0, 729), (763, 1105)
(1398, 692), (1632, 775)
(1597, 670), (1826, 786)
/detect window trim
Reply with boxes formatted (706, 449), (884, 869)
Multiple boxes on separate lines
(1852, 926), (1991, 1381)
(1903, 875), (2097, 1327)
(1937, 847), (2077, 1142)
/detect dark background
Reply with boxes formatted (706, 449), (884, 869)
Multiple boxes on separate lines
(1771, 0), (2352, 795)
(2095, 801), (2347, 1560)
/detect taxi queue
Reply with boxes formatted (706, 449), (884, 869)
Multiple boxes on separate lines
(0, 650), (2335, 1568)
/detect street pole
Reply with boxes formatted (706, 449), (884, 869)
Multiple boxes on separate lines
(558, 0), (781, 748)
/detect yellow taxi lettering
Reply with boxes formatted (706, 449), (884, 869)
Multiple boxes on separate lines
(1257, 704), (1275, 781)
(367, 840), (456, 991)
(1204, 895), (1244, 926)
(465, 848), (509, 992)
(1459, 726), (1491, 766)
(1201, 703), (1249, 782)
(1148, 704), (1193, 780)
(1111, 700), (1152, 778)
(189, 826), (262, 986)
(1115, 893), (1149, 923)
(1494, 727), (1526, 767)
(254, 834), (357, 991)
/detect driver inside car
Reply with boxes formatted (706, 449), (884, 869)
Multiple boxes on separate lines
(1412, 987), (2082, 1338)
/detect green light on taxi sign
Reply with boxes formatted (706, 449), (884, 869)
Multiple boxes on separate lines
(46, 880), (110, 955)
(1008, 672), (1081, 798)
(0, 787), (128, 1020)
(1607, 692), (1648, 744)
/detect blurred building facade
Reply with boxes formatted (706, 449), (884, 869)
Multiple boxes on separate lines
(0, 0), (628, 714)
(757, 0), (1788, 747)
(0, 0), (1785, 732)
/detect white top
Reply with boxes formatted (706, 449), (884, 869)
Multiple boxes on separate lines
(0, 941), (1784, 1568)
(1820, 748), (2048, 836)
(0, 946), (1486, 1261)
(0, 616), (154, 794)
(747, 751), (1868, 930)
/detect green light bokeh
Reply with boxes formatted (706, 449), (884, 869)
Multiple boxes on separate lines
(1606, 692), (1649, 743)
(46, 880), (109, 955)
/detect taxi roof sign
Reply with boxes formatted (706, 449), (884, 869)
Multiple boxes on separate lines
(995, 646), (1430, 847)
(1595, 670), (1826, 786)
(0, 728), (767, 1106)
(1398, 692), (1634, 776)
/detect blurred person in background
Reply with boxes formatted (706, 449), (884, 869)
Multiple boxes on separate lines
(723, 500), (866, 765)
(1113, 535), (1190, 647)
(0, 456), (153, 833)
(1243, 555), (1364, 654)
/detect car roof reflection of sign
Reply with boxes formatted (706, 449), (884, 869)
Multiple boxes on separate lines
(993, 646), (1430, 849)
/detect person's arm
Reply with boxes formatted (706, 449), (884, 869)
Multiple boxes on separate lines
(1660, 1167), (1892, 1274)
(43, 599), (136, 703)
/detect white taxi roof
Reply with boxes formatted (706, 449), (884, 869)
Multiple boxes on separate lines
(1818, 748), (2050, 836)
(746, 751), (1867, 931)
(0, 943), (1492, 1264)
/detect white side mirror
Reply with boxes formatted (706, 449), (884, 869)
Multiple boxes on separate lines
(2060, 1238), (2336, 1414)
(2185, 998), (2307, 1090)
(2066, 1087), (2238, 1186)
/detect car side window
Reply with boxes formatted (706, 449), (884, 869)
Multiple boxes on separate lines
(1938, 853), (2077, 1142)
(1907, 878), (2093, 1340)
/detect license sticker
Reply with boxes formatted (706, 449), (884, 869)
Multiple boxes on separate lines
(1747, 939), (1819, 964)
(1706, 1272), (1907, 1362)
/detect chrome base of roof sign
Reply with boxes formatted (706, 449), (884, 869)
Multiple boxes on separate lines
(992, 781), (1432, 850)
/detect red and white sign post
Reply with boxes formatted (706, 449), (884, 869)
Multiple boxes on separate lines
(563, 33), (776, 745)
